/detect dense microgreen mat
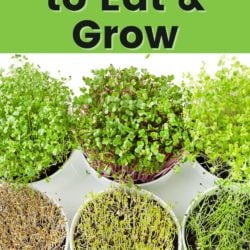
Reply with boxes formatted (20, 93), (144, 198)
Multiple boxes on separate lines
(0, 184), (67, 249)
(184, 58), (250, 181)
(0, 56), (76, 184)
(75, 65), (189, 183)
(73, 187), (178, 249)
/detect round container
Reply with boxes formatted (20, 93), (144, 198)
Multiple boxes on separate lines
(181, 184), (248, 250)
(82, 152), (177, 190)
(182, 186), (215, 250)
(42, 188), (70, 250)
(0, 184), (69, 250)
(31, 151), (74, 186)
(193, 161), (219, 181)
(70, 188), (182, 250)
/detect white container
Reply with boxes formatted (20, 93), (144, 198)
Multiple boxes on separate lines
(181, 186), (217, 250)
(37, 188), (70, 250)
(0, 184), (69, 250)
(31, 151), (74, 186)
(70, 188), (182, 250)
(181, 185), (247, 250)
(83, 152), (177, 190)
(192, 161), (219, 181)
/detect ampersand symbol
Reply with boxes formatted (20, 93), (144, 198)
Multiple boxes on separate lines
(179, 0), (205, 11)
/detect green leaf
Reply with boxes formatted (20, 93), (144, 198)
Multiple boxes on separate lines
(156, 153), (165, 163)
(151, 142), (159, 155)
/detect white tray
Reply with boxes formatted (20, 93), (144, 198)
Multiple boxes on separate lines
(32, 150), (217, 224)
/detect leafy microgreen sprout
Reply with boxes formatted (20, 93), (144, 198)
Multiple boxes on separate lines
(0, 56), (77, 184)
(183, 58), (250, 182)
(75, 65), (189, 183)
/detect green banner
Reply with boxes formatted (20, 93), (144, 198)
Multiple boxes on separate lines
(0, 0), (249, 52)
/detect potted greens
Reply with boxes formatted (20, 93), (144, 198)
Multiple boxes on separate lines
(183, 59), (250, 182)
(182, 184), (250, 249)
(0, 56), (76, 185)
(74, 65), (189, 186)
(0, 184), (69, 249)
(70, 186), (181, 249)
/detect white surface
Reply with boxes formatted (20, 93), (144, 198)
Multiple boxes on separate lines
(32, 150), (217, 224)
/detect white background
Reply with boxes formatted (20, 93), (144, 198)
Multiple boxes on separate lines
(1, 54), (250, 95)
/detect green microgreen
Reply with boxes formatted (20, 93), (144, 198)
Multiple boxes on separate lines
(73, 186), (178, 249)
(74, 65), (189, 183)
(0, 55), (77, 184)
(183, 58), (250, 182)
(185, 185), (250, 250)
